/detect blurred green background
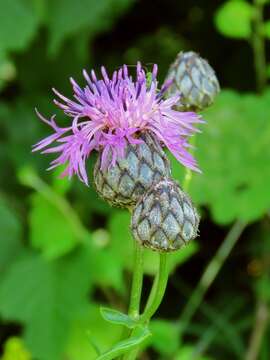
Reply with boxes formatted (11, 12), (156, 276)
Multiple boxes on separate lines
(0, 0), (270, 359)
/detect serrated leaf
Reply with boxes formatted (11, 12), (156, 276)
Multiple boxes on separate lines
(96, 326), (151, 360)
(172, 89), (270, 224)
(0, 0), (40, 52)
(100, 307), (138, 328)
(214, 0), (253, 39)
(0, 246), (94, 360)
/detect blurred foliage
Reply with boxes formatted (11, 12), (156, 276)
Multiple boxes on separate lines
(214, 0), (253, 39)
(1, 337), (31, 360)
(171, 89), (270, 224)
(0, 0), (270, 359)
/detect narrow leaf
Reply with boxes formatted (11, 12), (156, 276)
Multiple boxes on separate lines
(86, 331), (101, 356)
(96, 326), (151, 360)
(100, 307), (138, 329)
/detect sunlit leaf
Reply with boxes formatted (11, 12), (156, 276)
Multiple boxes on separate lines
(263, 20), (270, 39)
(150, 319), (179, 356)
(1, 337), (32, 360)
(0, 246), (94, 360)
(214, 0), (253, 39)
(29, 193), (79, 259)
(66, 304), (123, 360)
(172, 89), (270, 224)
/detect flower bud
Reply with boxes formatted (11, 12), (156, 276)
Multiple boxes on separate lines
(94, 133), (171, 208)
(131, 179), (199, 252)
(165, 51), (220, 111)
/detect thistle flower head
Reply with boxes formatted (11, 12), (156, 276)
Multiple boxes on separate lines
(33, 62), (202, 185)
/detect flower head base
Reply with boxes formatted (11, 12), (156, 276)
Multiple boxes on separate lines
(33, 63), (202, 185)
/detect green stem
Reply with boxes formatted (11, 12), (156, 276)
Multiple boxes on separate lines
(178, 220), (246, 334)
(140, 253), (168, 323)
(245, 300), (269, 360)
(123, 253), (168, 360)
(120, 242), (144, 359)
(128, 241), (144, 318)
(183, 134), (197, 192)
(123, 128), (197, 359)
(251, 0), (267, 93)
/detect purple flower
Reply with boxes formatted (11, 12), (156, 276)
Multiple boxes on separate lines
(33, 63), (202, 185)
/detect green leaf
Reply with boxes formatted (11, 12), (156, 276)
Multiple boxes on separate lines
(47, 0), (134, 55)
(100, 307), (138, 328)
(172, 89), (270, 224)
(19, 166), (86, 259)
(0, 246), (94, 360)
(263, 20), (270, 39)
(2, 337), (32, 360)
(29, 193), (78, 259)
(150, 319), (179, 356)
(66, 304), (123, 360)
(175, 345), (213, 360)
(267, 64), (270, 79)
(1, 99), (50, 170)
(0, 53), (16, 91)
(0, 0), (41, 52)
(214, 0), (253, 39)
(51, 166), (73, 195)
(0, 196), (23, 273)
(96, 326), (151, 360)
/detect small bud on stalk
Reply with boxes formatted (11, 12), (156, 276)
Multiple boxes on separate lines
(165, 51), (220, 111)
(131, 179), (199, 252)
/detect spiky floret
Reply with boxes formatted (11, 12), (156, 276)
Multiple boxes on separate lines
(33, 62), (202, 186)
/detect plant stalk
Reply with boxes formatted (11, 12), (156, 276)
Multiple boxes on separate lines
(245, 300), (269, 360)
(123, 253), (168, 360)
(140, 253), (168, 323)
(128, 241), (144, 319)
(251, 0), (267, 93)
(178, 220), (247, 334)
